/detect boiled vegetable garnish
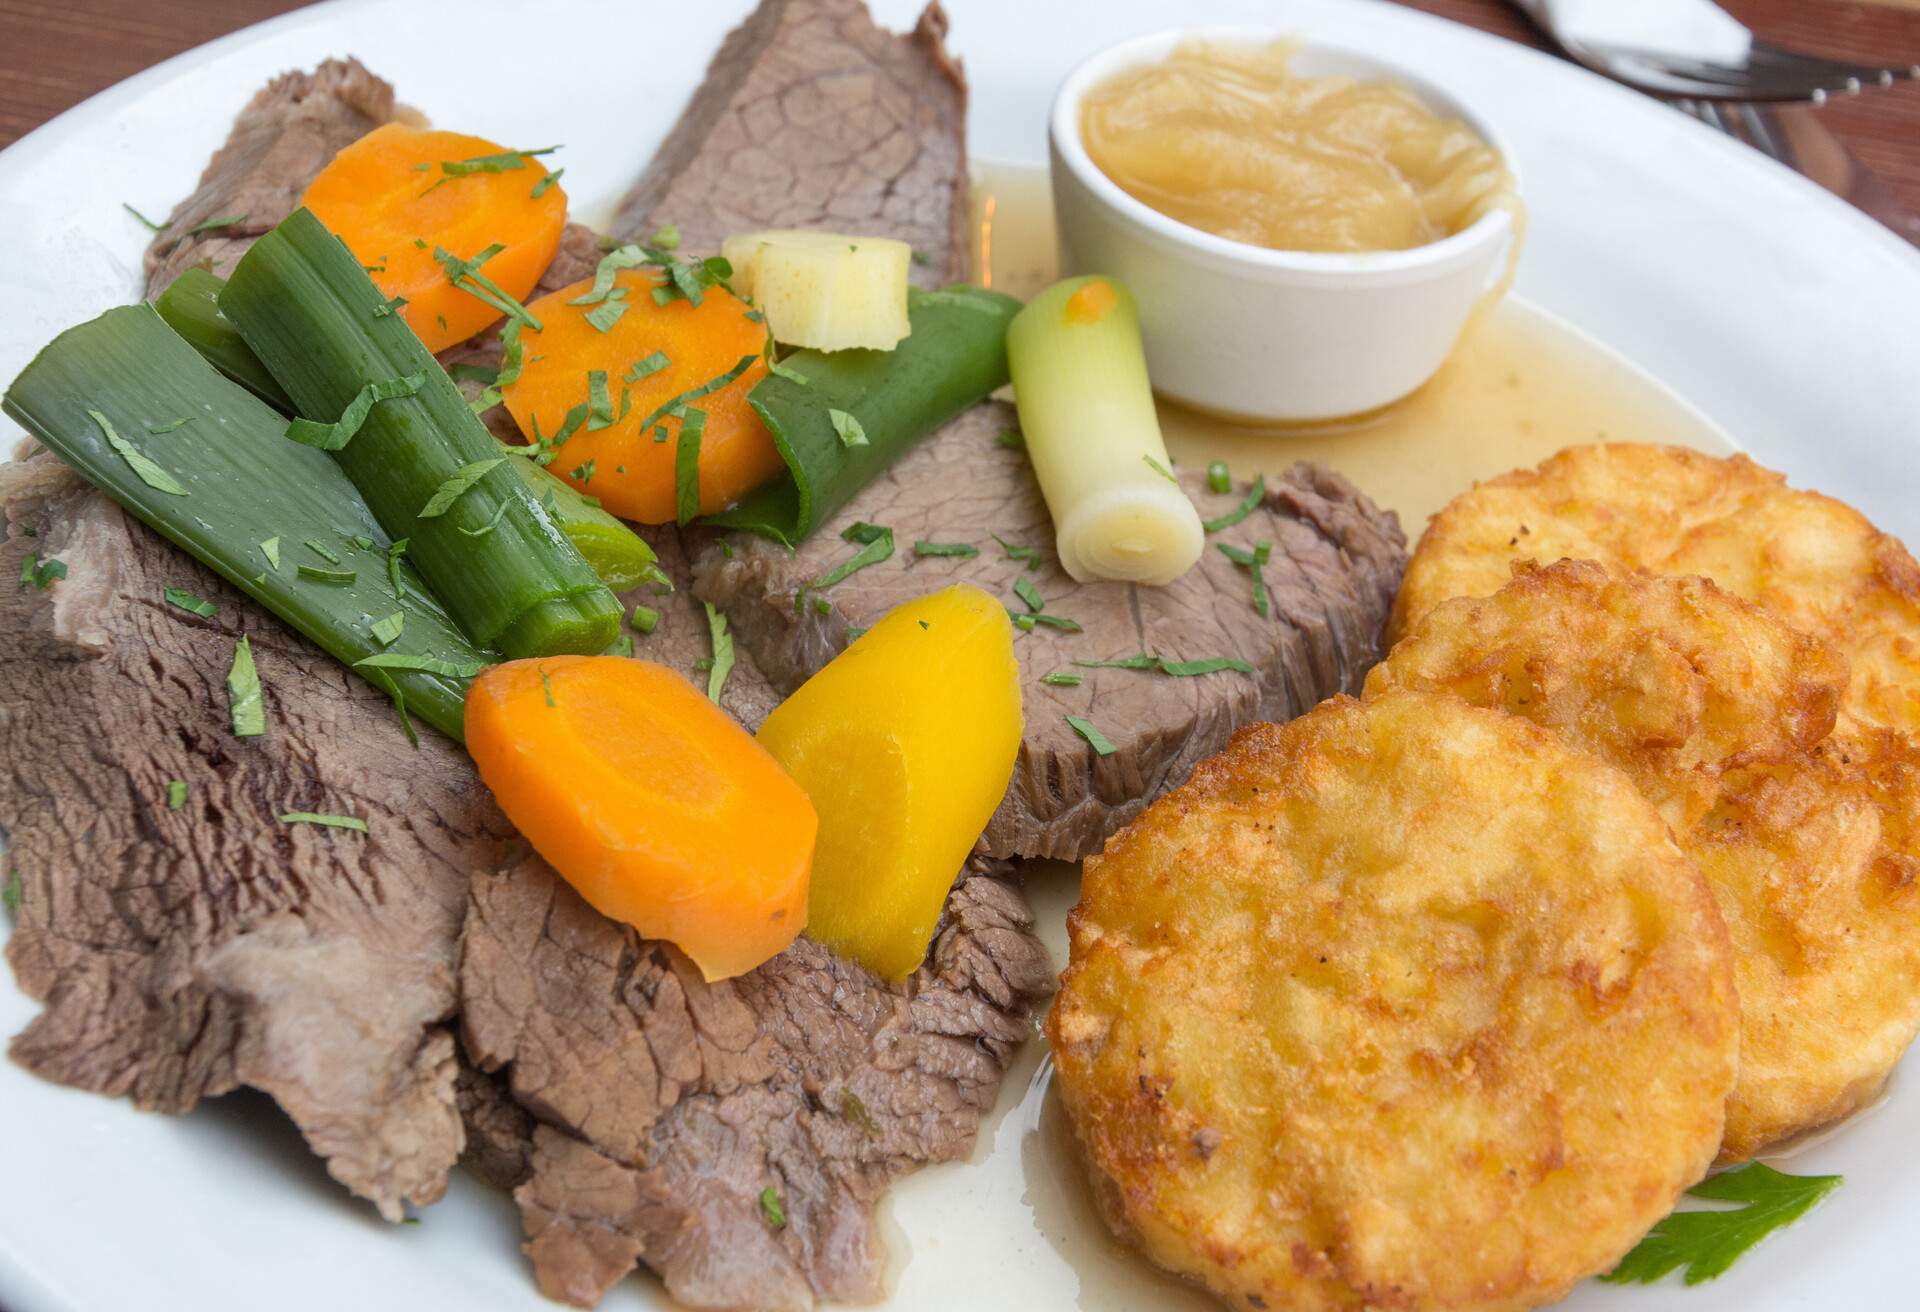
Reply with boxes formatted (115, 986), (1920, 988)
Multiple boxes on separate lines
(153, 268), (294, 409)
(720, 229), (913, 352)
(278, 811), (368, 832)
(1005, 275), (1203, 586)
(464, 656), (817, 981)
(227, 636), (266, 737)
(706, 285), (1019, 546)
(299, 124), (566, 353)
(755, 584), (1021, 980)
(222, 208), (620, 659)
(1, 302), (492, 740)
(501, 268), (780, 523)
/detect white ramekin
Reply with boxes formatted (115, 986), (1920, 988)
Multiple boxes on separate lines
(1050, 27), (1522, 423)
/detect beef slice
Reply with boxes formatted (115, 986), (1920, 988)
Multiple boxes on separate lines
(461, 851), (1051, 1310)
(693, 401), (1409, 859)
(613, 0), (970, 284)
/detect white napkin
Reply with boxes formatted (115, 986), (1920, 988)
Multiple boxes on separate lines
(1525, 0), (1753, 63)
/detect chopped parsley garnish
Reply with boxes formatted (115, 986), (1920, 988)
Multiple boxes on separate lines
(167, 779), (189, 810)
(1203, 474), (1267, 533)
(370, 612), (405, 647)
(352, 653), (488, 682)
(847, 626), (868, 641)
(434, 245), (542, 331)
(386, 538), (410, 599)
(913, 541), (978, 558)
(1602, 1164), (1841, 1286)
(541, 666), (556, 707)
(350, 534), (376, 550)
(149, 417), (193, 434)
(674, 408), (707, 526)
(163, 587), (216, 617)
(297, 564), (356, 584)
(186, 213), (247, 235)
(469, 319), (528, 417)
(278, 811), (368, 833)
(570, 459), (596, 485)
(1066, 715), (1117, 756)
(840, 1090), (879, 1135)
(763, 338), (809, 386)
(1, 870), (19, 915)
(1013, 576), (1045, 613)
(991, 533), (1041, 568)
(123, 202), (165, 232)
(371, 294), (408, 318)
(261, 537), (282, 570)
(1206, 461), (1232, 494)
(631, 604), (660, 635)
(530, 168), (565, 199)
(626, 351), (670, 383)
(417, 458), (505, 519)
(90, 408), (187, 496)
(911, 248), (930, 266)
(1042, 671), (1083, 687)
(584, 370), (616, 430)
(1143, 454), (1177, 484)
(812, 596), (833, 617)
(584, 291), (629, 333)
(649, 223), (681, 251)
(1217, 540), (1273, 617)
(996, 428), (1024, 450)
(457, 500), (511, 540)
(419, 145), (558, 195)
(1075, 651), (1255, 677)
(810, 522), (894, 591)
(759, 1186), (787, 1230)
(1012, 611), (1082, 633)
(305, 538), (341, 564)
(19, 554), (65, 590)
(704, 602), (734, 703)
(828, 408), (868, 448)
(226, 636), (266, 737)
(636, 355), (756, 435)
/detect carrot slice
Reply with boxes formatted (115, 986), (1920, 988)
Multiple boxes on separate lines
(502, 269), (784, 523)
(465, 656), (815, 980)
(301, 123), (566, 354)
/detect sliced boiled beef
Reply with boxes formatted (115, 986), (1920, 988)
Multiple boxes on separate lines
(613, 0), (970, 284)
(694, 402), (1409, 859)
(460, 851), (1051, 1310)
(143, 57), (408, 297)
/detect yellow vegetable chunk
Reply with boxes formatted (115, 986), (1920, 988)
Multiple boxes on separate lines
(756, 584), (1022, 979)
(720, 228), (913, 352)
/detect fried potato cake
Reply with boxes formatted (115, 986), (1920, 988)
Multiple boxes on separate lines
(1048, 692), (1738, 1312)
(1372, 561), (1920, 1160)
(1391, 444), (1920, 739)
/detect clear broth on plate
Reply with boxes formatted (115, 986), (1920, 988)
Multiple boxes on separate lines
(966, 160), (1734, 1304)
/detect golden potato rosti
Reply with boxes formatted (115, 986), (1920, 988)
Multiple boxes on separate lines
(1392, 443), (1920, 738)
(1048, 691), (1738, 1312)
(1372, 562), (1920, 1161)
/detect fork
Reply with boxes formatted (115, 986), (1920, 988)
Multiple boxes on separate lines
(1675, 99), (1794, 167)
(1508, 0), (1918, 103)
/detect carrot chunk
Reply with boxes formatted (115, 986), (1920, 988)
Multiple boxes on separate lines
(301, 124), (566, 353)
(502, 269), (784, 523)
(465, 656), (815, 980)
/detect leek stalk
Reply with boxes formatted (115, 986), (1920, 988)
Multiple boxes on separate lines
(153, 267), (295, 410)
(2, 304), (490, 739)
(1005, 276), (1202, 585)
(221, 208), (619, 658)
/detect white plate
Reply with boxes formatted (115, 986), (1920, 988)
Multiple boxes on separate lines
(2, 2), (1916, 1309)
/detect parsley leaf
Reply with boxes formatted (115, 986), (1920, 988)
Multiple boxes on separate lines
(278, 812), (369, 833)
(626, 351), (670, 383)
(226, 636), (266, 738)
(810, 522), (895, 591)
(585, 370), (616, 431)
(1014, 576), (1045, 613)
(649, 223), (681, 251)
(635, 355), (756, 435)
(996, 428), (1024, 450)
(759, 1186), (786, 1230)
(164, 587), (217, 617)
(458, 501), (512, 538)
(370, 612), (405, 648)
(1602, 1164), (1841, 1286)
(704, 602), (734, 703)
(90, 408), (187, 496)
(991, 533), (1041, 569)
(187, 213), (247, 235)
(1218, 540), (1273, 618)
(261, 537), (282, 570)
(913, 541), (978, 558)
(1075, 651), (1255, 678)
(1206, 461), (1232, 494)
(433, 245), (542, 331)
(1204, 474), (1267, 533)
(1143, 454), (1177, 484)
(1066, 715), (1118, 756)
(1042, 671), (1083, 687)
(419, 145), (559, 195)
(148, 417), (193, 434)
(416, 459), (505, 519)
(531, 167), (564, 199)
(840, 1090), (879, 1135)
(584, 290), (629, 333)
(1, 870), (19, 915)
(167, 779), (189, 810)
(297, 564), (356, 585)
(123, 202), (165, 232)
(674, 408), (707, 526)
(828, 408), (868, 448)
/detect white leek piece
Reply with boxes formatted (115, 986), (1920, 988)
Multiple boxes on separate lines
(1006, 276), (1203, 586)
(719, 229), (912, 352)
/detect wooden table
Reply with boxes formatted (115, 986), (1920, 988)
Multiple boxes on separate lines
(2, 0), (1918, 238)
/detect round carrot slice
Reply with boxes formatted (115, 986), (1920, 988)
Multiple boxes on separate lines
(465, 656), (815, 981)
(502, 269), (784, 523)
(301, 123), (566, 354)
